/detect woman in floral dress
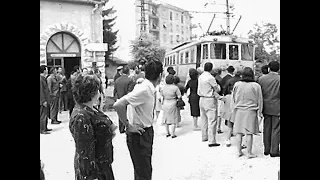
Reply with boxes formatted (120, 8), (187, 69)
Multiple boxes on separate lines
(69, 74), (117, 180)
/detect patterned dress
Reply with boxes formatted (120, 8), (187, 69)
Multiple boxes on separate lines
(69, 104), (116, 180)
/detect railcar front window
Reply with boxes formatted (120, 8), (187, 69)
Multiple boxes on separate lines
(210, 43), (226, 59)
(241, 44), (253, 61)
(229, 45), (239, 60)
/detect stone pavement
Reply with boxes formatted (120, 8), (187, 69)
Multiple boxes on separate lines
(40, 86), (280, 180)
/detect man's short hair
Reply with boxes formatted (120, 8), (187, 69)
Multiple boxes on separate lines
(49, 66), (57, 74)
(40, 65), (47, 74)
(226, 66), (235, 74)
(204, 62), (213, 72)
(122, 66), (130, 75)
(73, 65), (80, 72)
(261, 65), (269, 74)
(268, 61), (280, 72)
(145, 60), (163, 81)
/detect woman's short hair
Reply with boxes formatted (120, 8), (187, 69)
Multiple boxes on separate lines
(241, 67), (255, 81)
(165, 74), (175, 84)
(189, 68), (198, 80)
(173, 76), (180, 84)
(72, 74), (101, 104)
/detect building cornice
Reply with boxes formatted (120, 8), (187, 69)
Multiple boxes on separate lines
(40, 0), (106, 6)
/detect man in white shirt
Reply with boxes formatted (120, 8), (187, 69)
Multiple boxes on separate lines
(113, 60), (163, 180)
(198, 62), (221, 147)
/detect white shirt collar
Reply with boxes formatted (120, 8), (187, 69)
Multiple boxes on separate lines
(142, 79), (156, 94)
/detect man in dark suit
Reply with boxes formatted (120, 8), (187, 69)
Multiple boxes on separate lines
(47, 67), (62, 124)
(114, 66), (135, 133)
(257, 61), (280, 157)
(221, 66), (235, 96)
(40, 65), (51, 134)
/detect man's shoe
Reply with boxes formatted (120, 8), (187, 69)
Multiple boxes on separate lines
(202, 139), (208, 142)
(217, 130), (223, 134)
(264, 152), (270, 156)
(45, 129), (52, 131)
(208, 143), (220, 147)
(40, 131), (50, 134)
(51, 121), (61, 124)
(270, 153), (280, 157)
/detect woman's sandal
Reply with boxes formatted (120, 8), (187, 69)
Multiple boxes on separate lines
(247, 154), (257, 159)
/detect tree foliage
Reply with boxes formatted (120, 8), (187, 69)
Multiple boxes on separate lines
(248, 22), (280, 64)
(130, 33), (166, 65)
(102, 7), (118, 63)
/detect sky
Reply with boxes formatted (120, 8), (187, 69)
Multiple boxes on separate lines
(105, 0), (280, 61)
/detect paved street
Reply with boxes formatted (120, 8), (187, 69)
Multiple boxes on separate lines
(40, 86), (280, 180)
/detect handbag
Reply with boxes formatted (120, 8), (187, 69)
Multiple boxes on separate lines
(176, 97), (185, 108)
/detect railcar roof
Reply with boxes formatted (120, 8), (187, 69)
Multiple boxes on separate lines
(167, 35), (254, 55)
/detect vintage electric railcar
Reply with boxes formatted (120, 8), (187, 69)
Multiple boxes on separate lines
(163, 35), (255, 82)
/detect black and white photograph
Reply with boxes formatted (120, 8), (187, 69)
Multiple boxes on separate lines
(40, 0), (280, 179)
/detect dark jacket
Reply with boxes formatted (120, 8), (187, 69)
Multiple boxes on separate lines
(69, 105), (115, 179)
(224, 75), (242, 95)
(257, 72), (280, 116)
(47, 74), (62, 97)
(221, 74), (232, 95)
(40, 75), (50, 106)
(114, 75), (135, 99)
(113, 72), (121, 82)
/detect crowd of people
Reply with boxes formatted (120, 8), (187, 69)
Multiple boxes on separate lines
(40, 58), (280, 180)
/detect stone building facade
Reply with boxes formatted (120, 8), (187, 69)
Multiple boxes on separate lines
(40, 0), (108, 86)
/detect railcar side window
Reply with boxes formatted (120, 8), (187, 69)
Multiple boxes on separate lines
(170, 56), (172, 65)
(180, 53), (184, 64)
(229, 45), (239, 60)
(173, 55), (175, 65)
(191, 49), (195, 63)
(210, 43), (226, 59)
(241, 44), (253, 61)
(185, 51), (189, 63)
(202, 44), (209, 59)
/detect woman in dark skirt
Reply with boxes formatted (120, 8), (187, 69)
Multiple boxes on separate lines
(185, 68), (200, 130)
(69, 74), (117, 180)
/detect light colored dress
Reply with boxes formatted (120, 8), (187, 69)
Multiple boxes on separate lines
(161, 84), (181, 125)
(232, 81), (263, 135)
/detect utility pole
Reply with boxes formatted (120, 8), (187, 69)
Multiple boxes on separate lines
(226, 0), (231, 34)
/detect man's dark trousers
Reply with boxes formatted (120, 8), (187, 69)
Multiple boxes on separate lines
(126, 127), (154, 180)
(50, 95), (60, 122)
(263, 115), (280, 155)
(40, 105), (48, 131)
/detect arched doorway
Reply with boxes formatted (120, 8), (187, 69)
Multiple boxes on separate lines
(46, 32), (81, 79)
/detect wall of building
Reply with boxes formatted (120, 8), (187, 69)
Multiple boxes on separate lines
(40, 0), (106, 88)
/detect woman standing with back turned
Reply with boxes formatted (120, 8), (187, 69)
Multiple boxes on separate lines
(184, 68), (200, 130)
(232, 67), (263, 159)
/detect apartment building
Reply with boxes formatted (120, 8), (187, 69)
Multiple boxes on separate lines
(135, 0), (194, 51)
